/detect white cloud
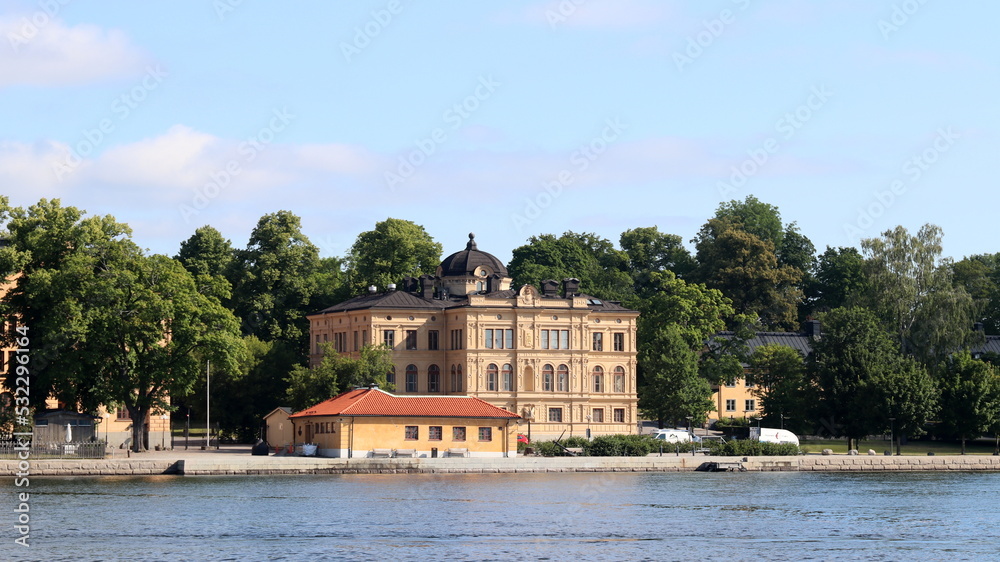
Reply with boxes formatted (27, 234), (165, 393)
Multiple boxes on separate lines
(0, 17), (148, 86)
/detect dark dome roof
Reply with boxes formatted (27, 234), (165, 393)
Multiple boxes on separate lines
(439, 233), (508, 277)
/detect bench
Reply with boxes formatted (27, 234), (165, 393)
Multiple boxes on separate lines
(371, 448), (393, 458)
(444, 448), (468, 458)
(394, 448), (417, 458)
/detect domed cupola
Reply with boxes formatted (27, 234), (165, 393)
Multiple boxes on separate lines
(438, 233), (509, 278)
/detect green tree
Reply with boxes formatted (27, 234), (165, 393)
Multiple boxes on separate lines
(0, 199), (246, 452)
(285, 344), (395, 411)
(778, 222), (816, 275)
(175, 225), (236, 302)
(692, 218), (802, 330)
(861, 224), (978, 364)
(937, 351), (1000, 454)
(508, 231), (633, 302)
(747, 344), (808, 433)
(805, 246), (868, 314)
(619, 226), (696, 295)
(635, 272), (733, 426)
(710, 195), (784, 249)
(344, 218), (442, 295)
(952, 253), (1000, 335)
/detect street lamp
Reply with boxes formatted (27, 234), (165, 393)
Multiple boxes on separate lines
(685, 416), (693, 456)
(889, 417), (896, 456)
(780, 414), (788, 430)
(160, 414), (168, 451)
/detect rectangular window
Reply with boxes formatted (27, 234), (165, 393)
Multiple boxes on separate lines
(557, 371), (568, 392)
(505, 329), (514, 349)
(116, 408), (131, 421)
(428, 371), (439, 393)
(404, 426), (418, 440)
(560, 330), (569, 350)
(614, 374), (625, 393)
(745, 399), (756, 412)
(405, 330), (417, 350)
(383, 330), (395, 348)
(451, 329), (464, 350)
(592, 409), (604, 423)
(592, 332), (603, 351)
(428, 330), (439, 350)
(541, 330), (549, 349)
(726, 399), (736, 412)
(362, 330), (367, 346)
(0, 350), (5, 373)
(745, 380), (755, 388)
(428, 426), (442, 441)
(453, 427), (466, 441)
(548, 408), (563, 423)
(315, 334), (321, 354)
(613, 408), (625, 423)
(593, 375), (603, 393)
(353, 331), (359, 351)
(725, 380), (736, 388)
(406, 372), (417, 393)
(613, 332), (625, 352)
(484, 328), (494, 349)
(543, 373), (553, 392)
(478, 427), (493, 441)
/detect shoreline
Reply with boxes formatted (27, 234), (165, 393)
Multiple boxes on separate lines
(4, 449), (1000, 476)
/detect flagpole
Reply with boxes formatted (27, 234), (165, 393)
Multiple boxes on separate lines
(206, 360), (211, 449)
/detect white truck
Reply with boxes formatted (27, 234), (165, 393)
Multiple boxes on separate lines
(650, 429), (697, 443)
(752, 427), (799, 446)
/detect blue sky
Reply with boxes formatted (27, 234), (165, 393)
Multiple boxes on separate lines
(2, 0), (997, 266)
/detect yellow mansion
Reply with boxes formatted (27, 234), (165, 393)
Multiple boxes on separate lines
(308, 234), (639, 439)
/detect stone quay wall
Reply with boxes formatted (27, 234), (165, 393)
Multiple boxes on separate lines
(3, 453), (1000, 476)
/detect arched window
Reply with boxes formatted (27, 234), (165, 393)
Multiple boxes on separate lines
(405, 364), (417, 393)
(614, 366), (626, 393)
(456, 364), (463, 392)
(502, 363), (514, 391)
(557, 364), (569, 392)
(387, 366), (396, 386)
(428, 364), (440, 393)
(487, 364), (498, 391)
(542, 364), (554, 392)
(592, 365), (604, 393)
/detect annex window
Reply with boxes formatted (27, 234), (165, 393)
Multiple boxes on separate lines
(428, 365), (440, 393)
(428, 426), (442, 441)
(478, 427), (493, 441)
(405, 330), (418, 350)
(383, 330), (395, 349)
(614, 366), (626, 393)
(453, 427), (466, 441)
(557, 364), (569, 392)
(745, 399), (756, 412)
(405, 364), (418, 393)
(592, 409), (604, 423)
(592, 332), (603, 351)
(404, 426), (418, 440)
(487, 364), (498, 391)
(613, 332), (624, 352)
(592, 366), (604, 393)
(428, 330), (439, 350)
(542, 364), (554, 392)
(502, 363), (514, 391)
(548, 407), (563, 423)
(613, 408), (625, 423)
(726, 399), (736, 412)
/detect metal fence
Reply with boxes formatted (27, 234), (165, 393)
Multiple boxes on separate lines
(0, 440), (108, 459)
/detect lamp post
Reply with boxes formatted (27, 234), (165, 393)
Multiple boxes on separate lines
(780, 414), (788, 430)
(685, 416), (693, 456)
(889, 417), (896, 456)
(160, 414), (168, 451)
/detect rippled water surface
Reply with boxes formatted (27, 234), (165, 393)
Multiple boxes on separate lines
(5, 471), (1000, 561)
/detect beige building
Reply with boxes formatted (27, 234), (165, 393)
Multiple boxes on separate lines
(307, 234), (639, 440)
(289, 386), (520, 458)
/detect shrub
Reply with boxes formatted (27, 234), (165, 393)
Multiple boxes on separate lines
(707, 439), (799, 456)
(586, 434), (657, 456)
(533, 441), (569, 457)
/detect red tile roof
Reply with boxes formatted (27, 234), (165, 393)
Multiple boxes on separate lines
(289, 388), (521, 420)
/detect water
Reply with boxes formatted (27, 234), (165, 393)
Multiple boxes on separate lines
(5, 471), (999, 561)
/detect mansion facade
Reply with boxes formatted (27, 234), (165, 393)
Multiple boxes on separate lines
(307, 234), (639, 439)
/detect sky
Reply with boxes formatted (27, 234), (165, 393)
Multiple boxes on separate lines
(2, 0), (998, 266)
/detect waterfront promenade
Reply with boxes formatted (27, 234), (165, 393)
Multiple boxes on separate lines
(4, 446), (1000, 476)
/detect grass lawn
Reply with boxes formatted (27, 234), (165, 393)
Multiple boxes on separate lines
(800, 437), (1000, 455)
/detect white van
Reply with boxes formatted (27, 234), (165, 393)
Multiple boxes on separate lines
(754, 427), (799, 446)
(650, 429), (695, 443)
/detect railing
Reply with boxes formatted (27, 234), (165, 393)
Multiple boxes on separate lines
(0, 440), (108, 459)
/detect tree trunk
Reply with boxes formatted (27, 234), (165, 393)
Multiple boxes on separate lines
(129, 406), (148, 453)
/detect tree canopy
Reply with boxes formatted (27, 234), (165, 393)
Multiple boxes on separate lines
(508, 231), (633, 302)
(344, 218), (442, 295)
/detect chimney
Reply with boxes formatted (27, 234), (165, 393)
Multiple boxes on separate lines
(974, 322), (985, 332)
(486, 273), (502, 293)
(541, 279), (559, 297)
(368, 285), (378, 294)
(562, 278), (580, 297)
(387, 283), (396, 291)
(804, 319), (821, 338)
(420, 275), (435, 299)
(402, 276), (419, 293)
